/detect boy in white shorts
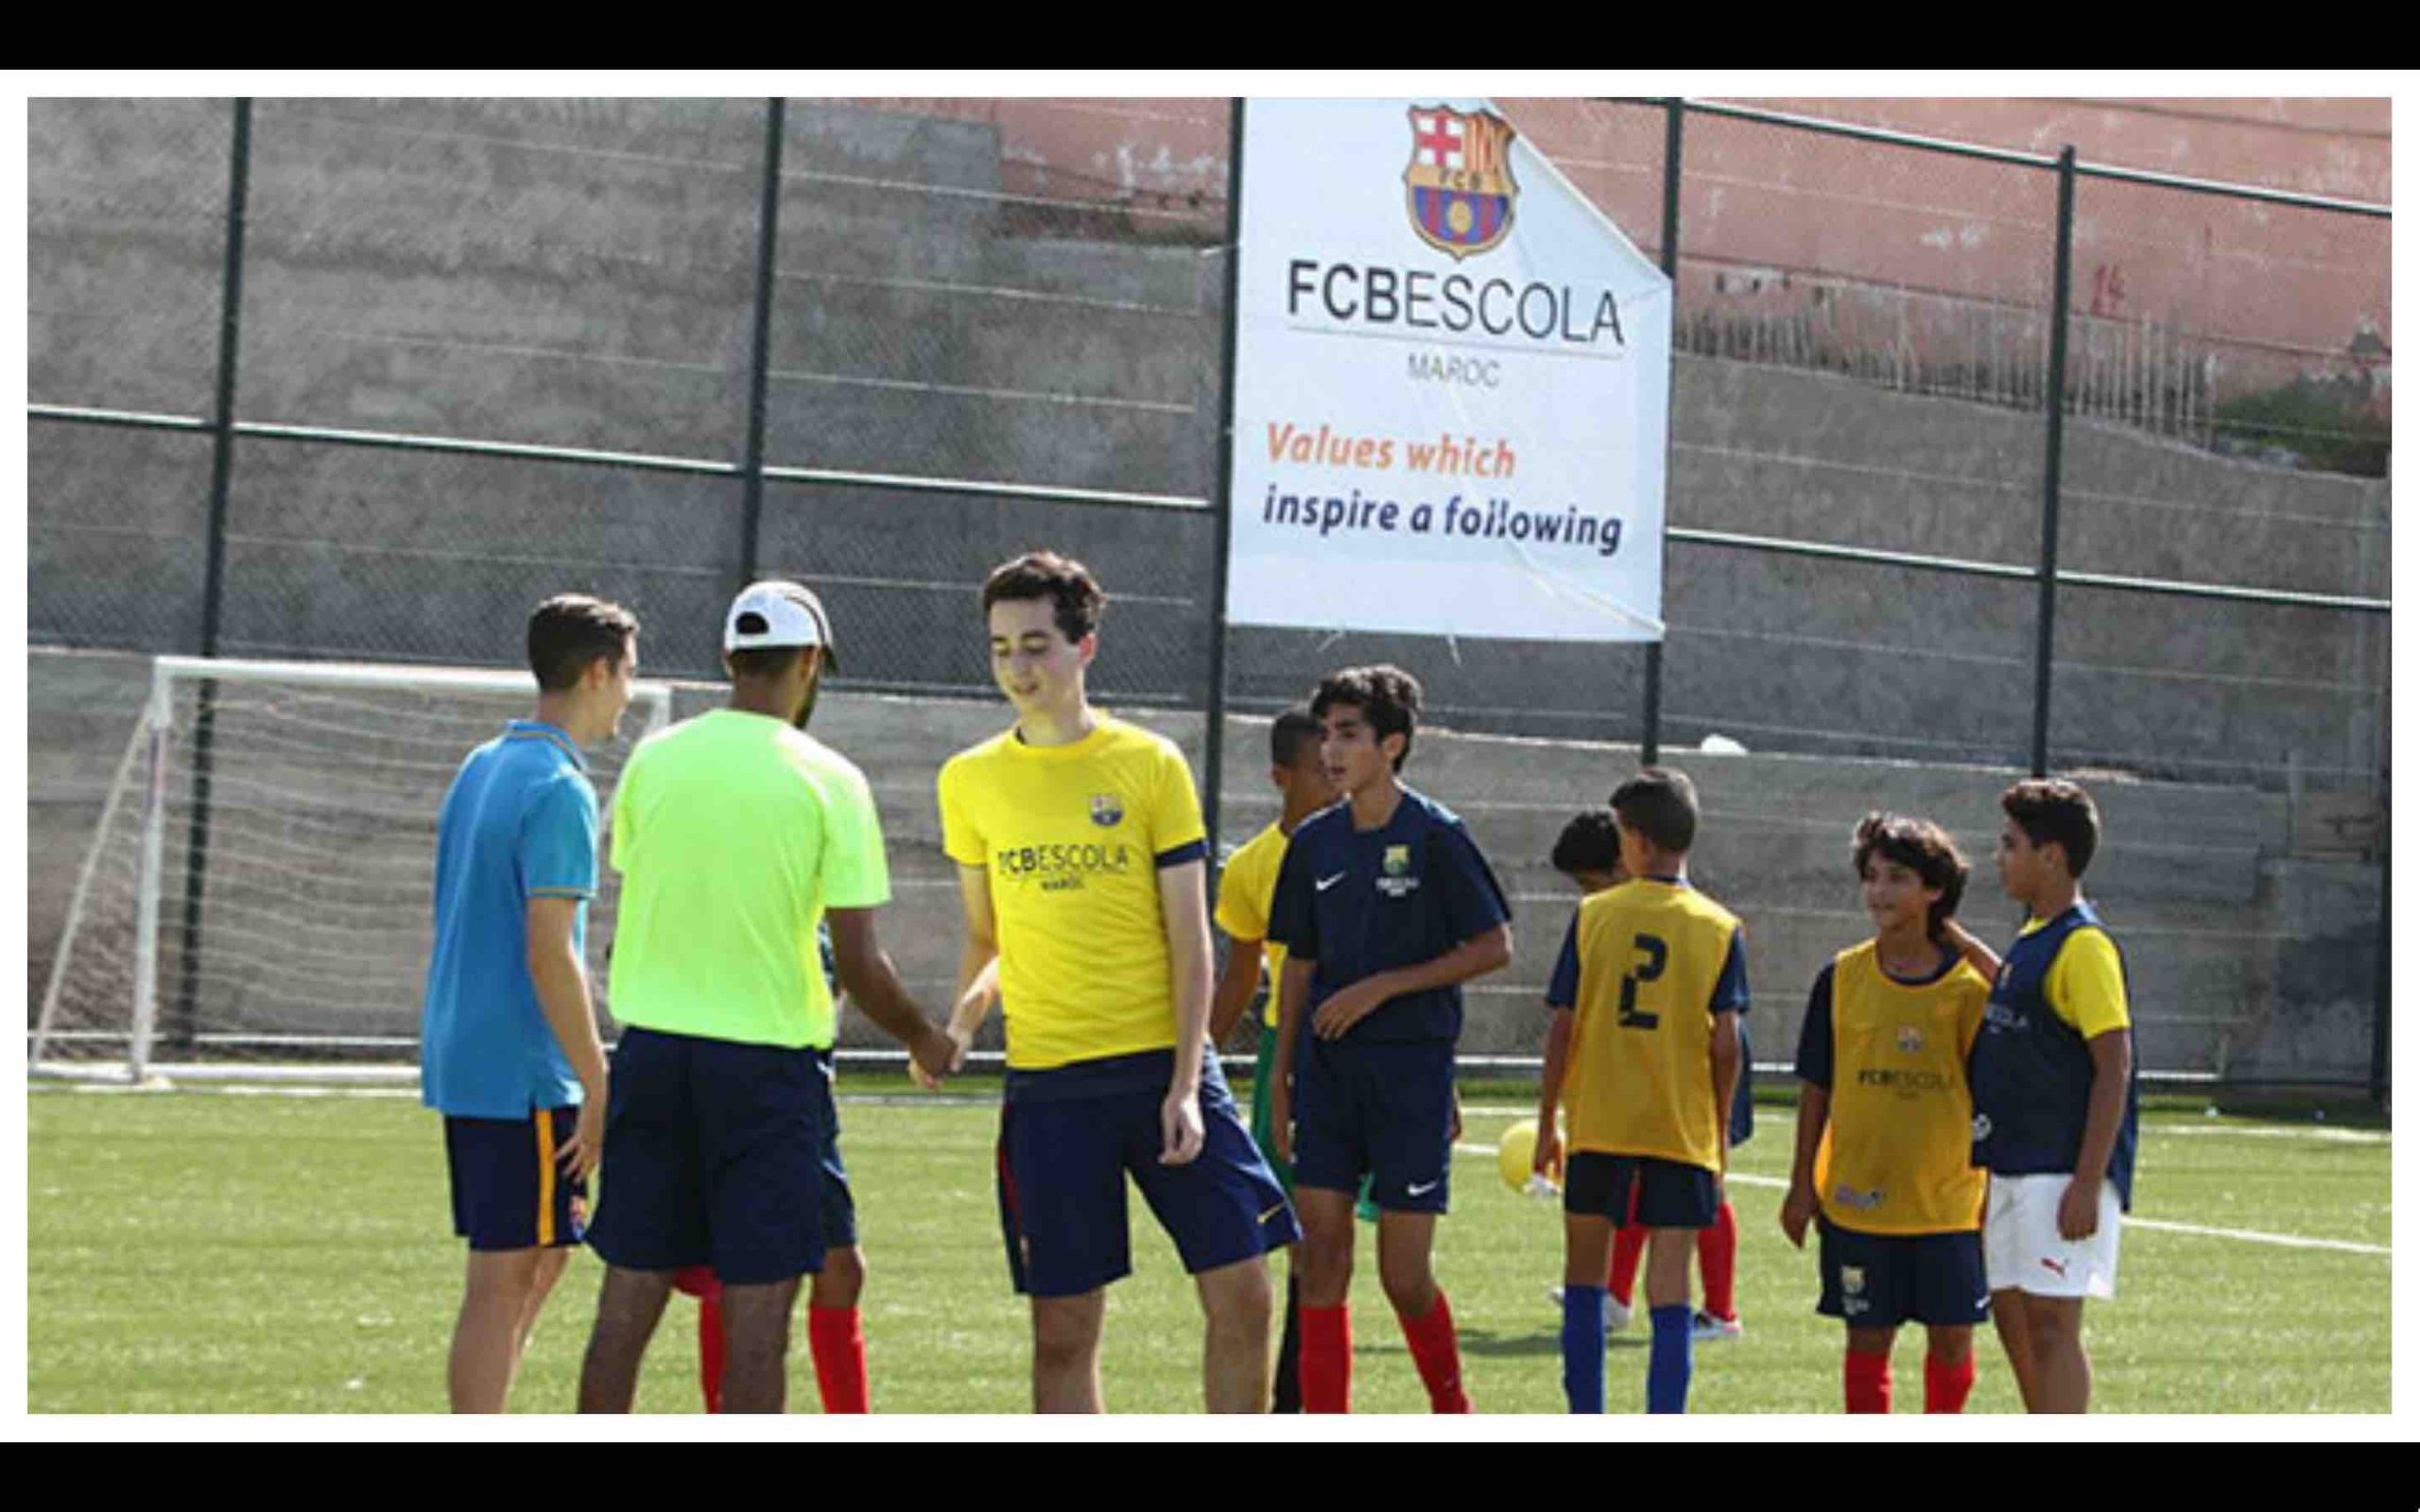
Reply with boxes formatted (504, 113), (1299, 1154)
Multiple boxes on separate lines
(1956, 779), (2138, 1414)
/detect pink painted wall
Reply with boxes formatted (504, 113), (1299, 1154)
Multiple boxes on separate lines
(849, 96), (1230, 206)
(840, 96), (2389, 398)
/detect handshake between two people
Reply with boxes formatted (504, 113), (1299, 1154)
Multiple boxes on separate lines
(907, 960), (996, 1091)
(827, 912), (980, 1091)
(908, 1020), (974, 1091)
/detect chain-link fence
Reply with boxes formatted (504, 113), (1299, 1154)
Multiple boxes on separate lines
(28, 95), (2390, 1094)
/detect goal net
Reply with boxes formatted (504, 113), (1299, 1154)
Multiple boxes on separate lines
(31, 656), (675, 1083)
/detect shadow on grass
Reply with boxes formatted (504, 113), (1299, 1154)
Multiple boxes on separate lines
(1429, 1328), (1651, 1359)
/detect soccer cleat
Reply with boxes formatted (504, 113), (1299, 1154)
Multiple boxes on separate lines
(1689, 1309), (1742, 1342)
(1546, 1287), (1634, 1333)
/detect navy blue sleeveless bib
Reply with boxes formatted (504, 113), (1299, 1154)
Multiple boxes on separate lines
(1968, 902), (2139, 1211)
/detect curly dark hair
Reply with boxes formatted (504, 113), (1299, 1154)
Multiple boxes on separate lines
(1309, 664), (1422, 773)
(1550, 809), (1622, 877)
(980, 550), (1106, 644)
(1852, 811), (1968, 939)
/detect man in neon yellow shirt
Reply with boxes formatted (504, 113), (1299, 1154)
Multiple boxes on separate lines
(938, 550), (1296, 1413)
(578, 580), (958, 1415)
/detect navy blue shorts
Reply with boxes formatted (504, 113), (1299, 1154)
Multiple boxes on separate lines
(1564, 1151), (1719, 1228)
(1291, 1037), (1455, 1213)
(445, 1106), (589, 1251)
(1817, 1217), (1991, 1329)
(586, 1026), (839, 1285)
(1730, 1022), (1756, 1147)
(996, 1050), (1298, 1299)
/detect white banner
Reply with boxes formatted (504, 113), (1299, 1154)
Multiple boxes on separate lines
(1225, 98), (1671, 643)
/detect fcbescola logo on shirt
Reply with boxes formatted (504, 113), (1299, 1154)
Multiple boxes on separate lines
(994, 840), (1135, 894)
(1377, 844), (1420, 899)
(1090, 794), (1123, 828)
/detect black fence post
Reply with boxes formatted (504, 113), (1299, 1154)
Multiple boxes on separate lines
(171, 96), (253, 1056)
(1201, 98), (1247, 881)
(199, 99), (251, 662)
(2373, 798), (2391, 1108)
(2031, 146), (2077, 778)
(739, 97), (786, 587)
(1641, 97), (1683, 766)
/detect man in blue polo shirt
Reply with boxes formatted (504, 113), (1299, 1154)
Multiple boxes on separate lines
(422, 593), (638, 1414)
(1266, 664), (1512, 1414)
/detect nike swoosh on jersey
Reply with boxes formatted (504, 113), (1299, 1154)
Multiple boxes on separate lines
(1408, 1179), (1442, 1196)
(1316, 872), (1347, 891)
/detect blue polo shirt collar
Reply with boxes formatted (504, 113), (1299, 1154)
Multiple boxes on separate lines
(505, 719), (585, 771)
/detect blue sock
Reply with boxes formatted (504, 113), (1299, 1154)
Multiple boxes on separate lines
(1560, 1284), (1607, 1413)
(1648, 1304), (1694, 1414)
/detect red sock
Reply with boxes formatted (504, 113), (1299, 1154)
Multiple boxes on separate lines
(695, 1290), (726, 1415)
(1301, 1304), (1353, 1414)
(1924, 1352), (1976, 1415)
(1697, 1200), (1739, 1320)
(808, 1306), (869, 1414)
(1607, 1224), (1648, 1307)
(1395, 1291), (1471, 1414)
(1844, 1349), (1892, 1414)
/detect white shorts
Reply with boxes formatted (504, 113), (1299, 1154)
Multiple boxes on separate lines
(1983, 1173), (2122, 1299)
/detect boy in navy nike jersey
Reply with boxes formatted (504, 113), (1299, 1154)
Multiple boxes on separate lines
(1267, 665), (1512, 1413)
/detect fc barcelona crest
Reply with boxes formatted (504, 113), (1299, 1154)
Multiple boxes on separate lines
(1383, 845), (1411, 876)
(1090, 794), (1124, 828)
(1405, 106), (1519, 260)
(1897, 1025), (1927, 1055)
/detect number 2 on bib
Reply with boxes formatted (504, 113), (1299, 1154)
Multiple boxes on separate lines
(1616, 933), (1668, 1030)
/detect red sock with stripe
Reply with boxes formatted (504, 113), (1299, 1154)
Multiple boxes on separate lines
(1607, 1224), (1648, 1308)
(1844, 1349), (1892, 1414)
(677, 1277), (720, 1413)
(1924, 1352), (1976, 1414)
(1301, 1304), (1353, 1413)
(809, 1306), (869, 1414)
(1395, 1290), (1471, 1414)
(1697, 1200), (1739, 1321)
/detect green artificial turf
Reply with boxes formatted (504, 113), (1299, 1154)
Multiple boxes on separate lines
(26, 1078), (2392, 1415)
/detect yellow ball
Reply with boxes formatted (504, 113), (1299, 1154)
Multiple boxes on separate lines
(1497, 1118), (1539, 1192)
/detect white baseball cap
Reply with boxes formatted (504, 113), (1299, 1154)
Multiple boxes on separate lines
(724, 579), (839, 669)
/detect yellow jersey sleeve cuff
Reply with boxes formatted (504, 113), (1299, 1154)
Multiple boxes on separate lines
(2050, 929), (2132, 1039)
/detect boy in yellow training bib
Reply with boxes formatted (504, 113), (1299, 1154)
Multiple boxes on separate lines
(1780, 813), (1993, 1414)
(1541, 767), (1745, 1414)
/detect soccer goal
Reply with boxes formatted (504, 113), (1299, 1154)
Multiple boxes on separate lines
(31, 656), (675, 1085)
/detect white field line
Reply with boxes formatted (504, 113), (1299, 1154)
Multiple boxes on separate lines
(2116, 1217), (2389, 1256)
(1459, 1105), (2390, 1146)
(1446, 1146), (2389, 1257)
(2120, 1124), (2391, 1146)
(48, 1082), (423, 1099)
